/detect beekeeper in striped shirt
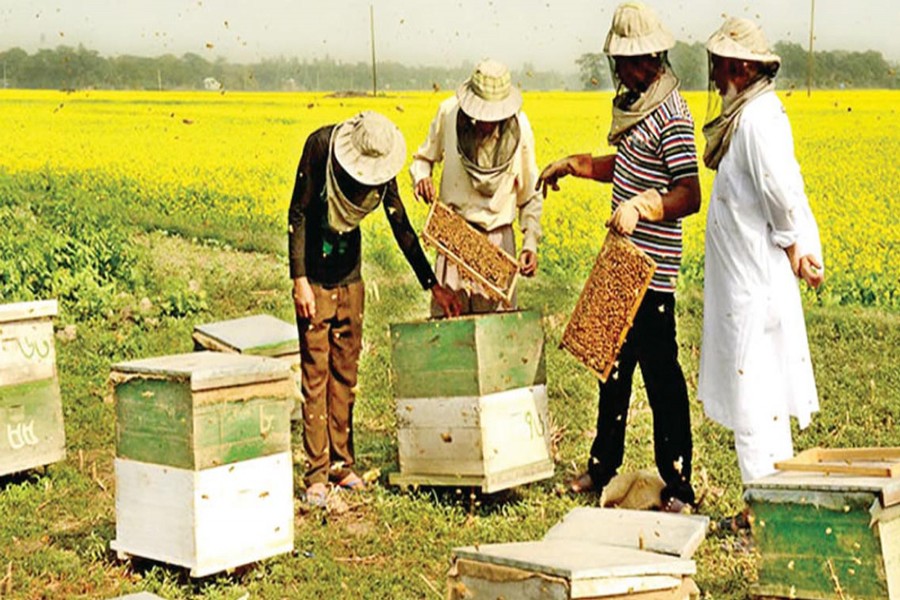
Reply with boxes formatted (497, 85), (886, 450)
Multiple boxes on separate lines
(536, 1), (701, 513)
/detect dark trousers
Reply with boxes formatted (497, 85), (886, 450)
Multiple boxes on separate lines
(296, 281), (364, 487)
(588, 290), (695, 505)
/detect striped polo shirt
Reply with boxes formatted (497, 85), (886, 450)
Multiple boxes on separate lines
(612, 90), (698, 293)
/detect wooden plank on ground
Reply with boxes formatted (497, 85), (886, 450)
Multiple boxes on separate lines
(543, 507), (709, 559)
(775, 447), (900, 478)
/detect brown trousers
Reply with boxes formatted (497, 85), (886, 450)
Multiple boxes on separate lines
(296, 280), (364, 486)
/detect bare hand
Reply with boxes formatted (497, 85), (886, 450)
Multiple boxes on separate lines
(414, 177), (436, 203)
(431, 283), (462, 318)
(519, 250), (538, 277)
(606, 202), (640, 235)
(536, 158), (574, 199)
(798, 255), (824, 289)
(293, 277), (316, 320)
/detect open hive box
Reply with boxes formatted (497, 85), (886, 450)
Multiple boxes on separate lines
(0, 299), (66, 476)
(746, 447), (900, 599)
(422, 200), (519, 306)
(449, 507), (708, 599)
(561, 231), (655, 382)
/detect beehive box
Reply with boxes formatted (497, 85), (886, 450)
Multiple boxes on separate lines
(111, 352), (293, 470)
(111, 452), (293, 578)
(561, 231), (655, 382)
(449, 508), (707, 599)
(422, 201), (519, 306)
(390, 310), (545, 399)
(745, 454), (900, 600)
(0, 300), (66, 476)
(389, 311), (551, 492)
(192, 314), (302, 419)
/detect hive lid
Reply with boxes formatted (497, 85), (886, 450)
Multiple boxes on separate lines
(453, 540), (694, 598)
(543, 507), (709, 559)
(0, 299), (58, 324)
(193, 314), (299, 357)
(111, 351), (291, 391)
(747, 469), (900, 508)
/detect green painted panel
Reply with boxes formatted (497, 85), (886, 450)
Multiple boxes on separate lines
(116, 378), (193, 469)
(390, 311), (545, 399)
(0, 378), (66, 475)
(750, 493), (889, 599)
(115, 377), (291, 469)
(193, 397), (290, 469)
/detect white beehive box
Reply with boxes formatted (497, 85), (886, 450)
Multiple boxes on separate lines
(0, 300), (66, 476)
(111, 452), (294, 578)
(192, 314), (302, 419)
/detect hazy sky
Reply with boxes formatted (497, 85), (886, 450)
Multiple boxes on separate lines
(1, 1), (897, 71)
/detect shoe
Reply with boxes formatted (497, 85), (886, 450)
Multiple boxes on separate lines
(569, 472), (594, 494)
(718, 510), (752, 532)
(305, 482), (328, 508)
(336, 471), (366, 491)
(661, 496), (692, 514)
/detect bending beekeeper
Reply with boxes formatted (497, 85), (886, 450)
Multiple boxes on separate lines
(698, 17), (825, 516)
(410, 59), (543, 315)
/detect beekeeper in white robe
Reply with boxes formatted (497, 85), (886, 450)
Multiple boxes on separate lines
(698, 17), (825, 485)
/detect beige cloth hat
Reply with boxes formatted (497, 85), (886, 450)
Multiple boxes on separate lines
(604, 2), (675, 56)
(456, 59), (523, 122)
(333, 111), (407, 186)
(706, 17), (781, 64)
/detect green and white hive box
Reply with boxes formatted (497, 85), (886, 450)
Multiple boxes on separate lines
(110, 351), (294, 577)
(746, 470), (900, 599)
(0, 300), (66, 477)
(388, 311), (553, 493)
(192, 314), (302, 420)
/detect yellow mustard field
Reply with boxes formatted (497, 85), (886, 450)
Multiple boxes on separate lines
(0, 88), (897, 307)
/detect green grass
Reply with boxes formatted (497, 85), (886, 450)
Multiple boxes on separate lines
(0, 175), (899, 599)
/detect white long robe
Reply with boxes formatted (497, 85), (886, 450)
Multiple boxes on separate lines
(698, 92), (822, 479)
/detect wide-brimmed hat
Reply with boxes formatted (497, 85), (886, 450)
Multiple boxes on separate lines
(706, 17), (781, 64)
(332, 111), (406, 186)
(604, 2), (675, 57)
(456, 59), (523, 122)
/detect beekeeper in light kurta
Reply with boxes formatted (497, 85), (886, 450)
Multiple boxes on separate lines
(698, 17), (825, 486)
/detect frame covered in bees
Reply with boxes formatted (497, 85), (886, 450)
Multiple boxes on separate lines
(561, 231), (656, 382)
(421, 201), (519, 306)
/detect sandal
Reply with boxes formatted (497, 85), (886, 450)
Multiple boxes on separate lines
(305, 482), (328, 508)
(336, 471), (366, 491)
(569, 472), (595, 494)
(661, 496), (692, 514)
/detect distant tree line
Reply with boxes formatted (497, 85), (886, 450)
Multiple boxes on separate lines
(0, 45), (581, 92)
(576, 41), (898, 90)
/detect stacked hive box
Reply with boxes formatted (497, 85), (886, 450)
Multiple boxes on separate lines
(388, 310), (552, 493)
(109, 351), (295, 577)
(192, 314), (302, 419)
(745, 460), (900, 599)
(448, 507), (708, 599)
(0, 300), (66, 476)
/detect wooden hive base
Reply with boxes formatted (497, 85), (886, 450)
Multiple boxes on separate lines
(111, 452), (294, 578)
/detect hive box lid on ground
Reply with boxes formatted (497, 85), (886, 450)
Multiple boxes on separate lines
(451, 540), (696, 599)
(746, 466), (900, 600)
(543, 508), (709, 559)
(390, 310), (545, 399)
(111, 352), (293, 470)
(192, 315), (299, 358)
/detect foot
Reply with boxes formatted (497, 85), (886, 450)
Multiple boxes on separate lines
(305, 482), (328, 508)
(717, 509), (752, 532)
(336, 471), (366, 491)
(569, 472), (594, 494)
